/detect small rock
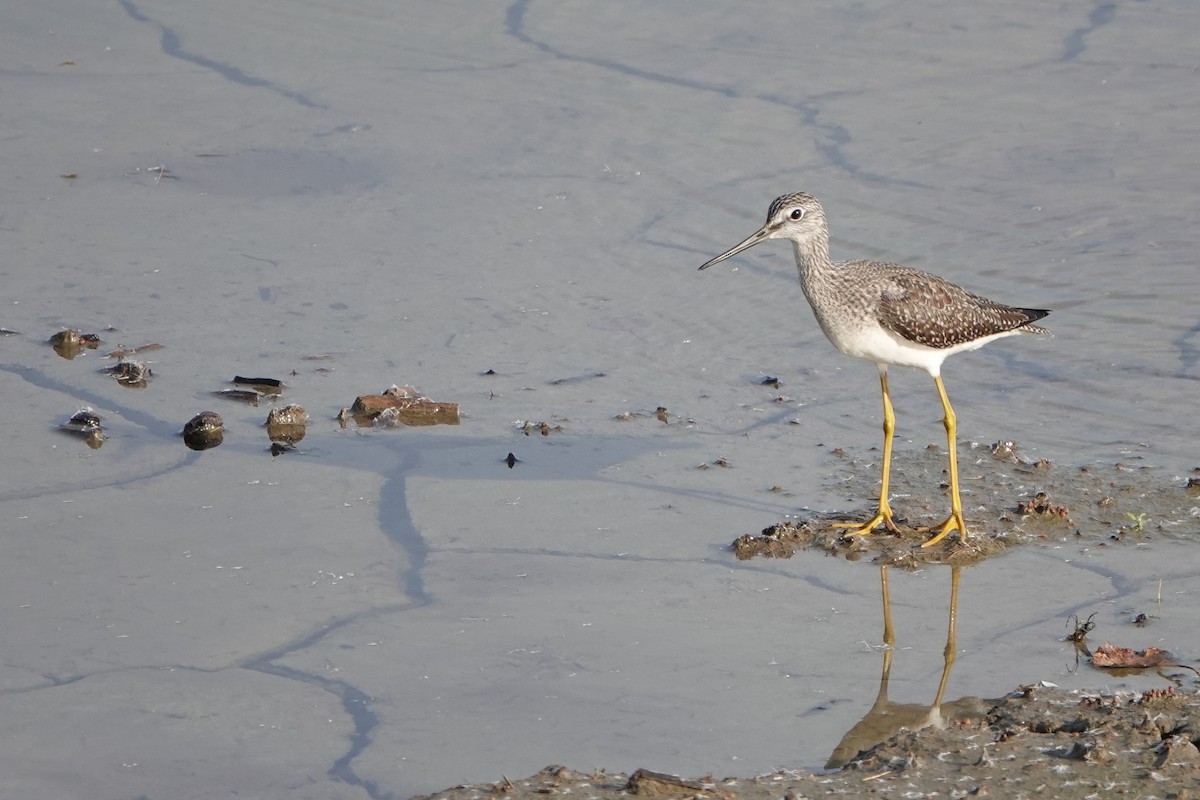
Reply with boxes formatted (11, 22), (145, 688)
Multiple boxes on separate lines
(267, 403), (308, 444)
(990, 440), (1019, 459)
(49, 328), (101, 359)
(183, 411), (224, 451)
(625, 768), (704, 796)
(104, 359), (150, 388)
(1155, 735), (1200, 769)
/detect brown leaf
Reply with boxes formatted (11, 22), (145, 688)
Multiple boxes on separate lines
(1090, 641), (1171, 669)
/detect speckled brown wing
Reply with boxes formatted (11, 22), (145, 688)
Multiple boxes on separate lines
(876, 269), (1048, 349)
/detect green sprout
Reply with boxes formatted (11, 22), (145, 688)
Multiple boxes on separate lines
(1124, 511), (1148, 533)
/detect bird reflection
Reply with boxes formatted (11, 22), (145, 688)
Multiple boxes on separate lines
(826, 565), (995, 769)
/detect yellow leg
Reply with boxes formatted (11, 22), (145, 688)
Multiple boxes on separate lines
(921, 375), (968, 547)
(835, 365), (901, 536)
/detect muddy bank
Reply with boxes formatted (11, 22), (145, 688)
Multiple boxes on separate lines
(414, 685), (1200, 800)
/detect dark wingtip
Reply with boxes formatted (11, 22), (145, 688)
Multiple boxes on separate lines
(1021, 308), (1051, 323)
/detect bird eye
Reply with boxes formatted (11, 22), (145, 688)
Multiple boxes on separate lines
(790, 208), (805, 220)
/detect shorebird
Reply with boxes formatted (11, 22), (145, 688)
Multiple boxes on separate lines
(699, 193), (1049, 547)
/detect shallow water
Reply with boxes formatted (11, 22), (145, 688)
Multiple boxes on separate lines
(1, 1), (1197, 797)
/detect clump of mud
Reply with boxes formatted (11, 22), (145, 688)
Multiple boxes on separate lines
(731, 441), (1200, 566)
(731, 517), (1010, 566)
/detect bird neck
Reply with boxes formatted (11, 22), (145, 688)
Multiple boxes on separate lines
(791, 229), (833, 282)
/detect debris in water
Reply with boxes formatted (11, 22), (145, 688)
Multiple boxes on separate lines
(215, 389), (261, 405)
(58, 407), (106, 449)
(232, 375), (284, 394)
(517, 419), (563, 436)
(1065, 613), (1097, 643)
(346, 384), (459, 427)
(549, 371), (605, 386)
(105, 342), (163, 359)
(1090, 642), (1172, 670)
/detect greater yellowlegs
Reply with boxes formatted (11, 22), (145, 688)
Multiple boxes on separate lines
(699, 193), (1049, 547)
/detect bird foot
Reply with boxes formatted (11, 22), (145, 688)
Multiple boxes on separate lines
(833, 507), (902, 537)
(919, 512), (968, 548)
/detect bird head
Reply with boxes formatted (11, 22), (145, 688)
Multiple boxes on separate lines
(699, 192), (825, 270)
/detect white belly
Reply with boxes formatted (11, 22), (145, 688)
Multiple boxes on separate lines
(821, 318), (1019, 377)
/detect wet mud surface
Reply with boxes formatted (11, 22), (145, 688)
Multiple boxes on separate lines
(416, 686), (1200, 800)
(417, 445), (1200, 800)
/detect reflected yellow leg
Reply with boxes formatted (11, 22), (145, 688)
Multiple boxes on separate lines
(878, 566), (895, 696)
(836, 366), (902, 536)
(880, 566), (895, 647)
(921, 376), (968, 547)
(931, 565), (960, 707)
